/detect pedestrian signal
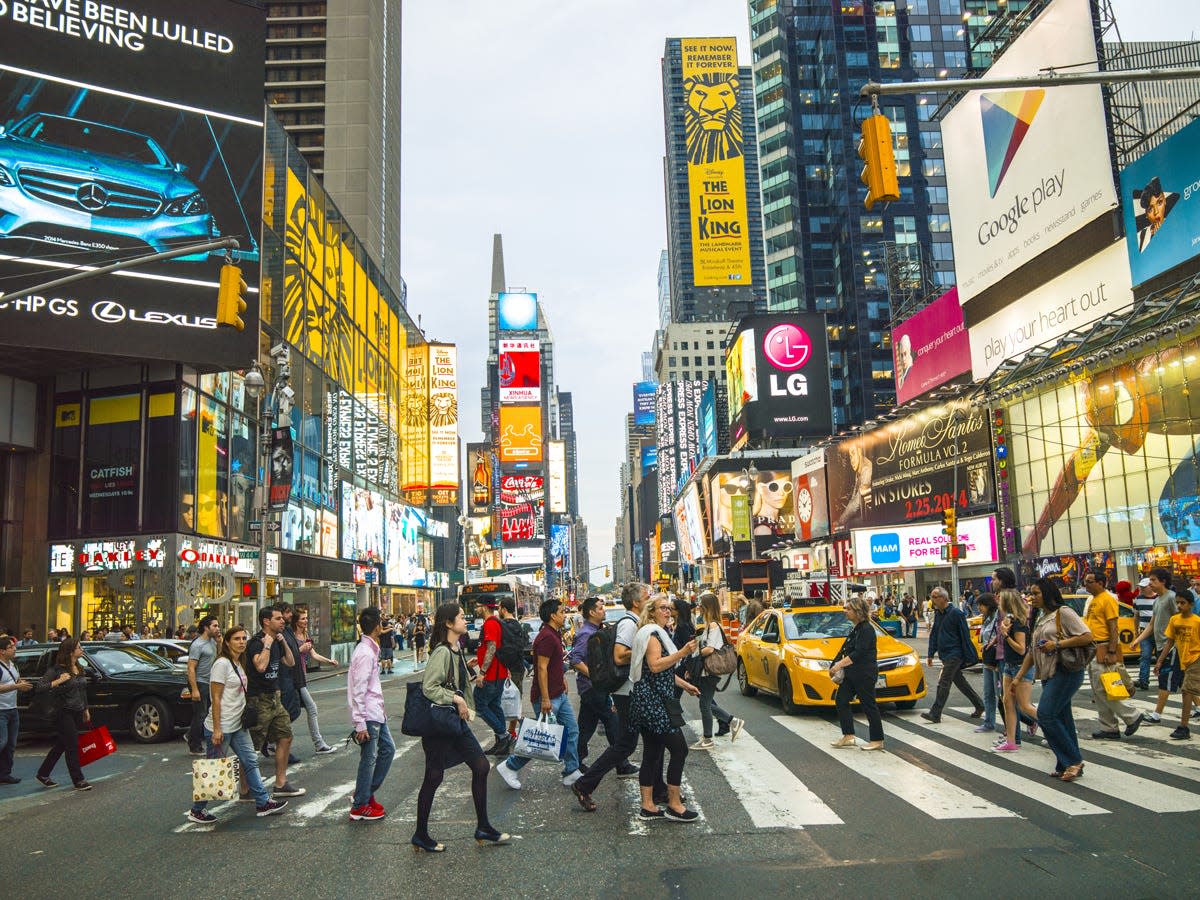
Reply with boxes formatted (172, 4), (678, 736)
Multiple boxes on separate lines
(217, 264), (249, 330)
(858, 114), (900, 211)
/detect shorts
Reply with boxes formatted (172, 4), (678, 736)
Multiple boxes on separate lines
(413, 634), (426, 649)
(1181, 660), (1200, 696)
(248, 691), (292, 748)
(1158, 651), (1183, 693)
(1001, 660), (1034, 683)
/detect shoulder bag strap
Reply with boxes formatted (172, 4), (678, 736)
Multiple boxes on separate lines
(1055, 609), (1064, 641)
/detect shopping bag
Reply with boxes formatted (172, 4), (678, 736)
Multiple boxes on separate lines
(1099, 669), (1130, 700)
(191, 756), (239, 802)
(500, 678), (522, 719)
(512, 714), (564, 763)
(77, 726), (117, 767)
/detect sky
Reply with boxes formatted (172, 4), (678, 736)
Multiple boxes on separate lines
(401, 0), (1197, 580)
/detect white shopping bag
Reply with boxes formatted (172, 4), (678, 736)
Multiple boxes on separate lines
(512, 714), (564, 763)
(500, 678), (522, 718)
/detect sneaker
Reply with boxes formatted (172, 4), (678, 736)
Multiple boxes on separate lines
(1125, 713), (1145, 737)
(0, 776), (21, 785)
(991, 742), (1021, 753)
(238, 791), (255, 802)
(35, 774), (57, 788)
(969, 708), (985, 719)
(314, 744), (339, 755)
(256, 799), (288, 817)
(272, 782), (306, 798)
(368, 796), (386, 816)
(1169, 726), (1191, 741)
(1091, 730), (1121, 740)
(973, 724), (996, 733)
(637, 807), (665, 821)
(1145, 712), (1162, 724)
(484, 734), (509, 756)
(715, 722), (730, 737)
(690, 738), (715, 750)
(72, 781), (92, 791)
(496, 761), (522, 791)
(729, 718), (744, 742)
(188, 747), (206, 756)
(186, 809), (217, 824)
(616, 764), (639, 779)
(562, 769), (583, 787)
(664, 807), (700, 823)
(1026, 722), (1039, 737)
(349, 804), (385, 821)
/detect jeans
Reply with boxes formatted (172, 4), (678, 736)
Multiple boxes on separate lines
(981, 667), (999, 730)
(697, 677), (733, 739)
(1038, 668), (1085, 772)
(929, 656), (984, 717)
(835, 670), (885, 742)
(191, 726), (271, 812)
(37, 709), (84, 785)
(297, 687), (328, 749)
(1139, 637), (1156, 685)
(474, 679), (507, 738)
(187, 682), (210, 751)
(0, 708), (18, 777)
(577, 688), (619, 761)
(352, 720), (395, 808)
(904, 617), (919, 639)
(506, 693), (580, 777)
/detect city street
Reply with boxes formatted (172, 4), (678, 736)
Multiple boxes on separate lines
(6, 656), (1200, 898)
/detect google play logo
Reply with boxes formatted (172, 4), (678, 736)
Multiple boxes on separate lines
(980, 89), (1045, 198)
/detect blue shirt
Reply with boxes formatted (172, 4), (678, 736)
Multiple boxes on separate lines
(568, 620), (599, 694)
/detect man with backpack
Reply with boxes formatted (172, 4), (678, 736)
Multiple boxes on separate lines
(491, 598), (528, 740)
(568, 597), (621, 769)
(475, 601), (513, 756)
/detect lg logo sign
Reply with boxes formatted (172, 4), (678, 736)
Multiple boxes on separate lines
(763, 323), (813, 396)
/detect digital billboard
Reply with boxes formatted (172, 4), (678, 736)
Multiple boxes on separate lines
(499, 339), (541, 403)
(402, 344), (430, 502)
(497, 292), (538, 331)
(498, 474), (544, 542)
(725, 328), (757, 423)
(467, 443), (493, 516)
(851, 515), (998, 571)
(498, 405), (543, 462)
(341, 482), (384, 563)
(672, 481), (708, 565)
(548, 440), (567, 514)
(641, 444), (658, 476)
(427, 343), (459, 504)
(942, 0), (1117, 308)
(655, 380), (705, 510)
(679, 37), (752, 287)
(384, 500), (426, 587)
(0, 0), (265, 370)
(791, 450), (831, 542)
(728, 314), (832, 438)
(891, 289), (972, 404)
(697, 381), (718, 463)
(709, 468), (796, 548)
(633, 381), (657, 427)
(1120, 118), (1200, 287)
(550, 523), (571, 577)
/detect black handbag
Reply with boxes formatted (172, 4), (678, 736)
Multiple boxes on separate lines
(401, 650), (468, 739)
(1056, 610), (1096, 673)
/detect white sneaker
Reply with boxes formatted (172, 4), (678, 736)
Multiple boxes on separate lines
(690, 738), (714, 750)
(495, 761), (521, 791)
(729, 718), (744, 742)
(1145, 712), (1162, 724)
(561, 769), (583, 787)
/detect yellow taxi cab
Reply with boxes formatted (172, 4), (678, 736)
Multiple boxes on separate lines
(735, 606), (926, 713)
(967, 594), (1139, 659)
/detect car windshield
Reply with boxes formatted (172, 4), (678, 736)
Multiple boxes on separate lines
(86, 645), (171, 674)
(783, 611), (856, 640)
(13, 114), (167, 165)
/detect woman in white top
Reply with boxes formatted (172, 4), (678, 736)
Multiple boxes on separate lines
(691, 593), (744, 749)
(186, 626), (287, 823)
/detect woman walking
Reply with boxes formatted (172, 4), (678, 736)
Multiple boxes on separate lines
(1013, 578), (1094, 781)
(378, 617), (395, 675)
(976, 592), (1000, 734)
(672, 597), (695, 700)
(993, 588), (1038, 752)
(829, 595), (885, 751)
(35, 639), (93, 791)
(630, 595), (700, 822)
(690, 593), (743, 749)
(291, 608), (339, 755)
(413, 603), (508, 852)
(412, 612), (428, 668)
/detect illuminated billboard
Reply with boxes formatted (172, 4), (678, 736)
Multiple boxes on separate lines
(709, 468), (795, 548)
(499, 406), (543, 462)
(384, 500), (427, 586)
(725, 328), (757, 423)
(499, 339), (541, 403)
(655, 380), (705, 510)
(550, 523), (571, 577)
(633, 381), (657, 426)
(673, 482), (708, 565)
(497, 292), (539, 331)
(791, 450), (831, 542)
(548, 440), (567, 513)
(341, 482), (384, 563)
(727, 315), (832, 438)
(852, 515), (998, 571)
(891, 289), (972, 404)
(427, 343), (459, 504)
(402, 345), (431, 502)
(467, 443), (493, 516)
(679, 37), (752, 287)
(498, 475), (544, 542)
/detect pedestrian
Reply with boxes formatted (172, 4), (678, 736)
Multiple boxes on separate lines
(348, 606), (394, 821)
(103, 624), (122, 641)
(992, 566), (1017, 592)
(473, 602), (512, 757)
(689, 592), (742, 750)
(186, 616), (221, 756)
(17, 629), (37, 648)
(496, 598), (583, 791)
(34, 638), (93, 791)
(271, 602), (304, 763)
(993, 589), (1038, 751)
(186, 626), (288, 823)
(975, 592), (1001, 735)
(244, 607), (305, 799)
(1013, 578), (1093, 781)
(413, 603), (509, 851)
(1082, 572), (1144, 740)
(291, 607), (339, 755)
(495, 598), (525, 740)
(568, 597), (620, 768)
(1130, 578), (1157, 689)
(0, 636), (34, 784)
(829, 594), (885, 751)
(121, 625), (133, 641)
(629, 594), (700, 822)
(1132, 568), (1177, 723)
(411, 609), (428, 668)
(921, 586), (984, 723)
(1155, 589), (1200, 740)
(378, 616), (395, 675)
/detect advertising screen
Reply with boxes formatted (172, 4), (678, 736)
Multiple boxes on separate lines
(499, 405), (543, 462)
(725, 328), (757, 423)
(1121, 118), (1200, 287)
(547, 440), (567, 513)
(698, 381), (718, 463)
(427, 343), (459, 503)
(709, 469), (796, 548)
(827, 401), (995, 532)
(467, 443), (493, 516)
(791, 450), (831, 542)
(851, 515), (998, 571)
(655, 380), (704, 510)
(892, 289), (972, 404)
(498, 474), (544, 542)
(402, 344), (430, 500)
(728, 314), (832, 437)
(633, 381), (657, 426)
(672, 481), (708, 564)
(499, 339), (541, 403)
(384, 500), (426, 586)
(341, 482), (384, 563)
(503, 546), (544, 566)
(641, 444), (658, 476)
(942, 0), (1117, 307)
(497, 292), (538, 331)
(550, 523), (571, 577)
(0, 0), (265, 369)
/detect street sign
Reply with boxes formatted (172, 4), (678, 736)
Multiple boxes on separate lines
(249, 521), (262, 532)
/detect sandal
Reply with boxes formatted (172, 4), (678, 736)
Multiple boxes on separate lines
(1060, 763), (1085, 782)
(572, 783), (597, 812)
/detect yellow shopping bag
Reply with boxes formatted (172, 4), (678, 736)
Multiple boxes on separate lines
(1099, 669), (1130, 700)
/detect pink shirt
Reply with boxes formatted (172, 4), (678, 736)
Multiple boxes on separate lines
(347, 635), (385, 730)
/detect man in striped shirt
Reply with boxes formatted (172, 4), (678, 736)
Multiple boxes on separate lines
(1133, 578), (1158, 689)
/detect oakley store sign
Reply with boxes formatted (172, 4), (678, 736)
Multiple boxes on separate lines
(50, 535), (266, 577)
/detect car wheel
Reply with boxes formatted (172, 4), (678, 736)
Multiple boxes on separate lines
(779, 670), (800, 715)
(738, 659), (757, 697)
(894, 700), (917, 710)
(130, 696), (174, 743)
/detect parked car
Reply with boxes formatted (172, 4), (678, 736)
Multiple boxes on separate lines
(13, 642), (193, 743)
(127, 638), (190, 670)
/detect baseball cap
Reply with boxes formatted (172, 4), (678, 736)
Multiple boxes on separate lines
(1137, 577), (1151, 588)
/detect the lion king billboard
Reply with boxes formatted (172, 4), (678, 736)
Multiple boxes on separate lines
(680, 37), (752, 287)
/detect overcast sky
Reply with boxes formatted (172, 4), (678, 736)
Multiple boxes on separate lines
(401, 0), (1196, 579)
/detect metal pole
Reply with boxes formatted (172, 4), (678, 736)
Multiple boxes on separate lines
(860, 66), (1200, 99)
(258, 391), (268, 613)
(950, 407), (961, 605)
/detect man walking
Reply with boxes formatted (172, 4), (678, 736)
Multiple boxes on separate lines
(246, 607), (305, 799)
(1132, 577), (1158, 689)
(1133, 567), (1177, 724)
(1156, 590), (1200, 740)
(474, 601), (512, 757)
(271, 602), (304, 764)
(922, 587), (984, 723)
(348, 606), (394, 820)
(1082, 573), (1143, 740)
(186, 616), (220, 755)
(569, 597), (620, 769)
(0, 635), (34, 784)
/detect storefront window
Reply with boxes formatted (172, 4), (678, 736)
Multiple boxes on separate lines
(330, 591), (358, 643)
(47, 578), (76, 632)
(180, 387), (198, 532)
(144, 389), (178, 533)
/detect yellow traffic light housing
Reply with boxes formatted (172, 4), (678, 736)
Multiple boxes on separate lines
(217, 263), (249, 331)
(858, 113), (901, 211)
(942, 507), (958, 539)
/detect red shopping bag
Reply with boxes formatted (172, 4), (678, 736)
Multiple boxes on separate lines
(78, 726), (117, 767)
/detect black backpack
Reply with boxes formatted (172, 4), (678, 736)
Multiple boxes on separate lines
(588, 614), (635, 694)
(495, 617), (528, 671)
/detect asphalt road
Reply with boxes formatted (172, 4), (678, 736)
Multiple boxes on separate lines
(5, 650), (1200, 900)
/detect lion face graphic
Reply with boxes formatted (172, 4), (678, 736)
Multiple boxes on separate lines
(429, 392), (457, 428)
(683, 74), (743, 165)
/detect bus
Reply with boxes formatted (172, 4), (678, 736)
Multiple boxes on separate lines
(458, 577), (541, 621)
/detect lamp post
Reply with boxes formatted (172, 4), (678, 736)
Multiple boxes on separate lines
(457, 514), (471, 589)
(741, 463), (760, 561)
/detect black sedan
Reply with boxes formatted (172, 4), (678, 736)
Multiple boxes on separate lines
(13, 642), (194, 744)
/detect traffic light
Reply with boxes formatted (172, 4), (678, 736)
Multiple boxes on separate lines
(217, 263), (248, 330)
(858, 113), (900, 211)
(942, 507), (957, 539)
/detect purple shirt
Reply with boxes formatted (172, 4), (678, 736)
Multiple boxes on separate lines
(568, 620), (599, 694)
(347, 635), (384, 731)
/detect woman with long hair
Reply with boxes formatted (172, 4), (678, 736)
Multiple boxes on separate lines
(35, 638), (92, 791)
(1013, 578), (1094, 781)
(291, 608), (339, 755)
(413, 603), (508, 852)
(690, 593), (743, 749)
(829, 595), (885, 751)
(993, 588), (1039, 752)
(187, 626), (287, 823)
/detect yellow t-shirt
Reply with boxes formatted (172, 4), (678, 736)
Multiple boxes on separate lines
(1166, 613), (1200, 670)
(1083, 591), (1118, 643)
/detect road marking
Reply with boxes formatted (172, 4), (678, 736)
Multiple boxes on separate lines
(773, 715), (1019, 820)
(684, 719), (841, 828)
(622, 772), (711, 835)
(289, 780), (359, 822)
(884, 726), (1108, 816)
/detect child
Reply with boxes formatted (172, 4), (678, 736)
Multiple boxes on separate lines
(1155, 590), (1200, 740)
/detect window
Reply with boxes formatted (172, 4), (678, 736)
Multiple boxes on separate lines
(706, 341), (715, 349)
(911, 51), (935, 68)
(928, 214), (951, 233)
(761, 615), (780, 642)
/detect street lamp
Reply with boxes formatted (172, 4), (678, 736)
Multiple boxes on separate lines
(457, 514), (471, 589)
(742, 463), (759, 561)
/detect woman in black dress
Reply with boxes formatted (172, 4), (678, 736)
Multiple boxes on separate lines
(35, 638), (93, 790)
(829, 595), (885, 751)
(413, 603), (509, 852)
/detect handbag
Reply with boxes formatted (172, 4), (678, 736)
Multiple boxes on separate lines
(191, 756), (238, 802)
(1055, 610), (1097, 673)
(512, 712), (565, 762)
(400, 649), (469, 739)
(500, 677), (523, 719)
(77, 725), (117, 767)
(236, 667), (259, 729)
(701, 624), (738, 676)
(663, 695), (686, 728)
(1099, 669), (1130, 700)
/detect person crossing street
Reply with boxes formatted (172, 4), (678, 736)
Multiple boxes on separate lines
(1082, 572), (1144, 740)
(347, 607), (394, 821)
(922, 586), (984, 724)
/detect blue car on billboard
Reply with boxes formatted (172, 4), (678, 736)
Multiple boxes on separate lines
(0, 112), (217, 259)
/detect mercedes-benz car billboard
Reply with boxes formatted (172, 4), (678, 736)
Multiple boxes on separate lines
(0, 0), (265, 370)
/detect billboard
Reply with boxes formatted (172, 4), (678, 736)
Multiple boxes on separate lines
(427, 344), (459, 503)
(467, 443), (493, 516)
(709, 468), (796, 548)
(851, 515), (999, 571)
(672, 481), (708, 565)
(499, 406), (543, 462)
(725, 328), (757, 423)
(267, 426), (294, 511)
(1121, 118), (1200, 287)
(655, 380), (705, 510)
(942, 0), (1118, 307)
(679, 37), (752, 287)
(402, 344), (430, 501)
(341, 482), (384, 563)
(499, 339), (541, 403)
(641, 444), (658, 476)
(548, 440), (567, 513)
(827, 401), (995, 532)
(892, 289), (972, 404)
(633, 381), (658, 426)
(497, 292), (538, 331)
(0, 0), (265, 369)
(503, 546), (543, 566)
(727, 315), (832, 438)
(498, 474), (544, 542)
(697, 381), (718, 463)
(791, 450), (831, 542)
(550, 523), (571, 577)
(384, 500), (426, 586)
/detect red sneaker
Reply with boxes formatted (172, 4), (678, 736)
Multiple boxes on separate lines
(368, 795), (386, 816)
(349, 804), (385, 822)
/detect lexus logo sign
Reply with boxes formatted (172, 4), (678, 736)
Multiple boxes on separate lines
(91, 300), (127, 323)
(76, 182), (110, 212)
